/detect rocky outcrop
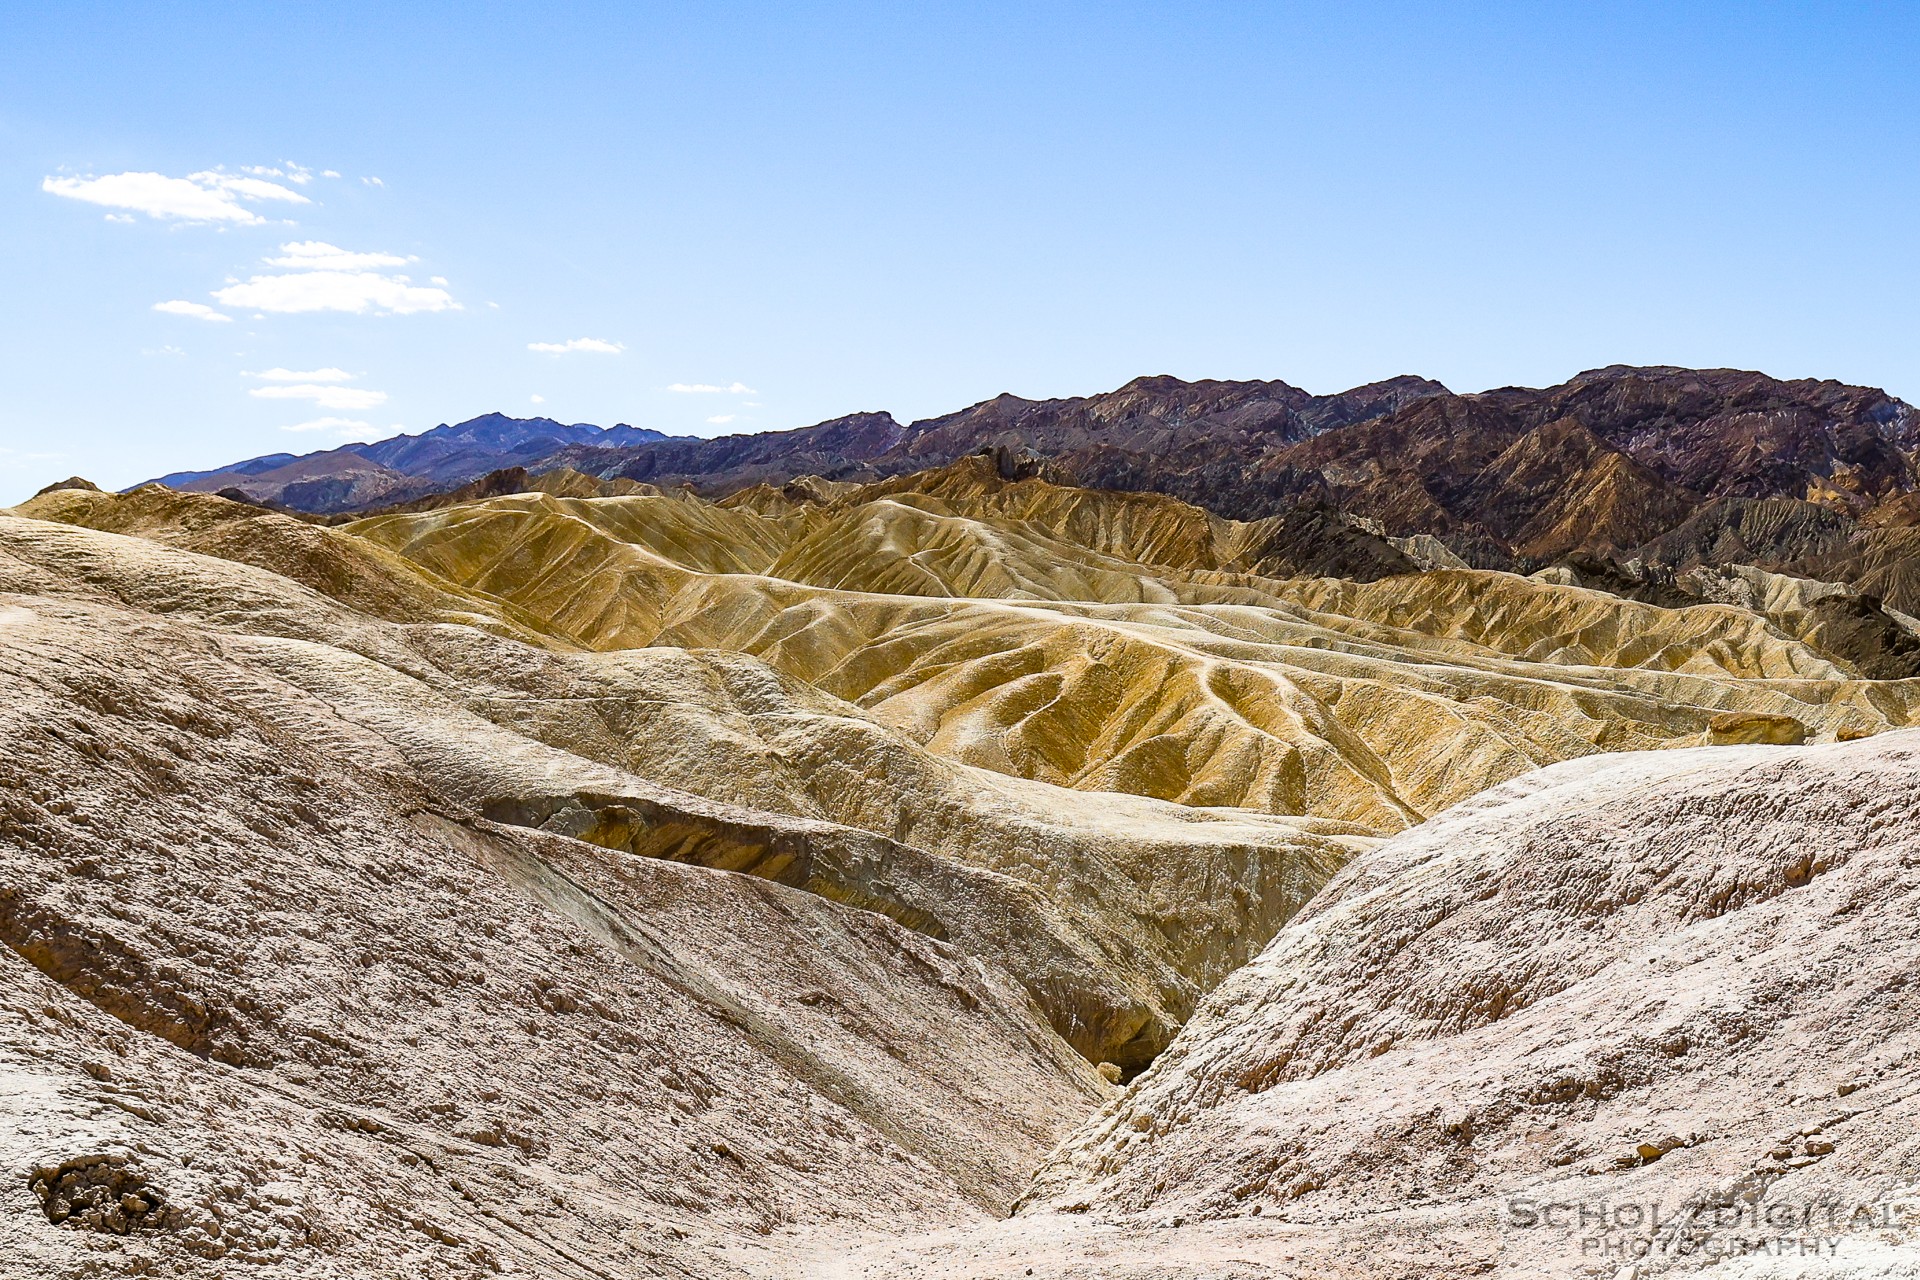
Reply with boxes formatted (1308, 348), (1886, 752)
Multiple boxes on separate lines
(922, 733), (1920, 1276)
(1705, 708), (1808, 744)
(1537, 558), (1920, 680)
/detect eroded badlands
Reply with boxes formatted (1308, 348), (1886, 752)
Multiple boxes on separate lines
(3, 463), (1917, 1277)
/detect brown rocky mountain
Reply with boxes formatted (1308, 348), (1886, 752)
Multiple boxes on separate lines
(1232, 366), (1918, 564)
(513, 365), (1920, 544)
(535, 374), (1452, 504)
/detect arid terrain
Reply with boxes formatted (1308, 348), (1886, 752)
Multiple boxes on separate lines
(160, 367), (1920, 615)
(5, 368), (1920, 1277)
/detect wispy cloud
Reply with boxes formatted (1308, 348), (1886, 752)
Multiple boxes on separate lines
(216, 272), (455, 315)
(152, 300), (232, 322)
(530, 394), (546, 404)
(529, 337), (623, 354)
(266, 241), (413, 271)
(43, 169), (309, 224)
(245, 366), (384, 410)
(667, 381), (756, 394)
(242, 162), (317, 185)
(706, 414), (737, 425)
(251, 384), (388, 411)
(211, 241), (456, 315)
(244, 367), (353, 383)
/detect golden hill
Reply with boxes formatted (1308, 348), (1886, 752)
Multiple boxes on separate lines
(326, 463), (1920, 829)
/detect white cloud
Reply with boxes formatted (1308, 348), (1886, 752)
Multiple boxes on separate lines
(44, 169), (309, 224)
(214, 270), (456, 315)
(706, 414), (736, 425)
(209, 174), (307, 204)
(242, 161), (315, 185)
(104, 213), (134, 224)
(361, 176), (384, 187)
(528, 337), (623, 355)
(251, 384), (389, 410)
(280, 416), (373, 434)
(244, 367), (354, 383)
(153, 299), (232, 322)
(667, 381), (756, 394)
(430, 276), (448, 285)
(266, 240), (414, 271)
(203, 241), (454, 315)
(530, 394), (545, 404)
(321, 170), (342, 179)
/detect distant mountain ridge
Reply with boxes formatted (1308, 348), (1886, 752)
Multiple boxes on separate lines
(142, 377), (1458, 513)
(141, 368), (1920, 605)
(532, 374), (1454, 498)
(151, 413), (679, 513)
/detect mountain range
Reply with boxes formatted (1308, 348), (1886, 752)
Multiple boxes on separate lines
(155, 414), (675, 513)
(151, 366), (1920, 613)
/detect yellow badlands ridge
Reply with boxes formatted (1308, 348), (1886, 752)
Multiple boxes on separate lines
(338, 460), (1916, 828)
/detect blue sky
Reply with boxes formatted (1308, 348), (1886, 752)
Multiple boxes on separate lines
(3, 2), (1916, 499)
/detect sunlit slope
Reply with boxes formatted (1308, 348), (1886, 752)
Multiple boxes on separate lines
(764, 497), (1200, 602)
(345, 486), (1920, 831)
(847, 457), (1232, 570)
(0, 505), (1358, 1070)
(351, 491), (816, 646)
(1005, 730), (1920, 1276)
(1283, 570), (1851, 677)
(15, 482), (552, 637)
(661, 594), (1914, 827)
